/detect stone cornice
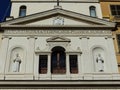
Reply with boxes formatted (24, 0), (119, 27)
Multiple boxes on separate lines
(0, 80), (120, 88)
(0, 25), (115, 30)
(11, 0), (99, 3)
(100, 0), (120, 2)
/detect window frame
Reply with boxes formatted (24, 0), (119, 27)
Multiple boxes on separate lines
(39, 55), (48, 74)
(110, 5), (120, 17)
(69, 55), (78, 74)
(19, 5), (27, 17)
(89, 6), (97, 17)
(116, 34), (120, 53)
(51, 46), (66, 74)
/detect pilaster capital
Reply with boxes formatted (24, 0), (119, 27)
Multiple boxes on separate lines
(2, 36), (12, 40)
(27, 36), (38, 39)
(105, 36), (113, 39)
(79, 36), (90, 39)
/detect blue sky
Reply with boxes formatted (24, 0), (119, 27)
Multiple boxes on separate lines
(0, 0), (10, 22)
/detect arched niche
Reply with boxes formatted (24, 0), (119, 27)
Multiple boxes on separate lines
(9, 47), (24, 72)
(92, 47), (105, 72)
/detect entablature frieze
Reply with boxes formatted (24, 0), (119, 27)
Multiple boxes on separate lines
(3, 30), (112, 37)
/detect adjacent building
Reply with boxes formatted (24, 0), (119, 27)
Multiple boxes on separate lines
(100, 0), (120, 72)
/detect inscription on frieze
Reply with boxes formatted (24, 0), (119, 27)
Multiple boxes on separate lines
(4, 30), (112, 36)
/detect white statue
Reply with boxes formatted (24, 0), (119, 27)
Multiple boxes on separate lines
(96, 54), (104, 72)
(12, 53), (21, 72)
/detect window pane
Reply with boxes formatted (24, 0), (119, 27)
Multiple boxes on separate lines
(111, 11), (117, 15)
(90, 10), (96, 17)
(117, 5), (120, 10)
(39, 55), (48, 74)
(19, 9), (26, 17)
(118, 11), (120, 16)
(110, 5), (115, 10)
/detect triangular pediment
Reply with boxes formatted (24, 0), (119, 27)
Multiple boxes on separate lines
(46, 36), (71, 42)
(0, 7), (116, 29)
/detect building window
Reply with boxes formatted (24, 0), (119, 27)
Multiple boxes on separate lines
(89, 6), (97, 17)
(69, 55), (78, 74)
(19, 5), (26, 17)
(39, 55), (48, 74)
(118, 64), (120, 73)
(51, 46), (66, 74)
(117, 34), (120, 53)
(110, 5), (120, 17)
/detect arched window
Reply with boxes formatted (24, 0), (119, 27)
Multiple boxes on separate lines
(51, 46), (66, 74)
(89, 6), (96, 17)
(19, 5), (26, 17)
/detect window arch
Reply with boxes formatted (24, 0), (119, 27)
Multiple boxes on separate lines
(19, 5), (26, 17)
(89, 6), (97, 17)
(51, 46), (66, 74)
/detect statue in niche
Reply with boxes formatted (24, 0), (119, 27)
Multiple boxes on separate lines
(12, 53), (21, 72)
(96, 54), (104, 72)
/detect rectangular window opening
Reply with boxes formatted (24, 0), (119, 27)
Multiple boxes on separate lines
(39, 55), (48, 74)
(117, 34), (120, 53)
(118, 64), (120, 73)
(69, 55), (78, 74)
(110, 5), (120, 17)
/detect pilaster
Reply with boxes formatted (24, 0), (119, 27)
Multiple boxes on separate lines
(80, 36), (91, 73)
(105, 36), (118, 73)
(26, 36), (36, 75)
(0, 37), (10, 73)
(0, 36), (10, 79)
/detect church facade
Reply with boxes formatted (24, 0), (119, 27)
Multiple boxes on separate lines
(0, 0), (120, 89)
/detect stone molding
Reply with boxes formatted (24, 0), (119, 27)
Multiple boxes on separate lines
(46, 36), (71, 42)
(11, 0), (99, 3)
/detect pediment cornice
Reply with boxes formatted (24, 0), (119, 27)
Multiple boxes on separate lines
(0, 8), (116, 28)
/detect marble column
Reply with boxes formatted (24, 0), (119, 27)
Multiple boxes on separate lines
(78, 54), (81, 75)
(47, 54), (51, 78)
